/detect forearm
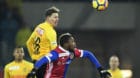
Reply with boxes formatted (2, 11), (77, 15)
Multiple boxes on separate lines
(83, 50), (101, 68)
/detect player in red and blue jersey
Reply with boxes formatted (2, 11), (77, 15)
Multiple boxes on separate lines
(27, 33), (111, 78)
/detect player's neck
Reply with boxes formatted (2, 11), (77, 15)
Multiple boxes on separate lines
(110, 68), (118, 71)
(62, 46), (69, 51)
(14, 59), (23, 63)
(45, 20), (54, 27)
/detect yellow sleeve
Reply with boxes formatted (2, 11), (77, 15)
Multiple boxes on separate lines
(4, 65), (10, 78)
(26, 32), (34, 59)
(25, 62), (34, 73)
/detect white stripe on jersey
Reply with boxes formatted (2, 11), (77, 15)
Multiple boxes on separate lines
(80, 50), (84, 57)
(45, 56), (51, 63)
(59, 53), (70, 57)
(45, 63), (53, 78)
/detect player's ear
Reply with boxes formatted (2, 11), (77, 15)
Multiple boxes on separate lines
(13, 49), (16, 56)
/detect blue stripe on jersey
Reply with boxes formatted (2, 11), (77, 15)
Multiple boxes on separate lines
(63, 58), (72, 78)
(82, 50), (101, 68)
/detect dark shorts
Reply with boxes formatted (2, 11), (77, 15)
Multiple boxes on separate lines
(36, 63), (47, 78)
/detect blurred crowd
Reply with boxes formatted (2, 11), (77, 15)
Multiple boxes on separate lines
(0, 0), (31, 67)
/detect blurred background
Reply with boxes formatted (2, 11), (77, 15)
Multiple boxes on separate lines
(0, 0), (140, 78)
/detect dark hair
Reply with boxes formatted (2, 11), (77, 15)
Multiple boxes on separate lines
(58, 33), (73, 47)
(13, 46), (24, 54)
(45, 6), (60, 17)
(15, 45), (23, 49)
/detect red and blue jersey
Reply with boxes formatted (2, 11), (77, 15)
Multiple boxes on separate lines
(35, 46), (101, 78)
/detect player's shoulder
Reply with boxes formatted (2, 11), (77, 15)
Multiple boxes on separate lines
(23, 60), (33, 65)
(53, 47), (64, 53)
(36, 22), (45, 29)
(5, 61), (15, 68)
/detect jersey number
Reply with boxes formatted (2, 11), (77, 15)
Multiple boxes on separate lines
(33, 37), (40, 54)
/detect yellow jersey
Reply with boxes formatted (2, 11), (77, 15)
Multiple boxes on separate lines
(26, 22), (57, 60)
(108, 68), (123, 78)
(4, 60), (33, 78)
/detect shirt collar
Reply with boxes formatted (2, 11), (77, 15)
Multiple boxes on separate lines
(58, 45), (69, 53)
(44, 21), (53, 28)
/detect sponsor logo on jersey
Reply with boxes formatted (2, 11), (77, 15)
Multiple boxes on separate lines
(36, 28), (44, 36)
(9, 66), (20, 70)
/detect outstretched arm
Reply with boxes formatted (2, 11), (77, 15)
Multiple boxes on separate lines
(74, 49), (111, 78)
(35, 51), (58, 69)
(82, 50), (111, 78)
(82, 50), (101, 68)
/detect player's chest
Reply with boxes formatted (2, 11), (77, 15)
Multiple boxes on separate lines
(55, 52), (75, 65)
(8, 65), (28, 74)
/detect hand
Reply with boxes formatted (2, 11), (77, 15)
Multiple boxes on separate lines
(27, 68), (36, 78)
(100, 70), (111, 78)
(98, 67), (111, 78)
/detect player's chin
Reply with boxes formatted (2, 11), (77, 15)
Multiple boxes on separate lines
(54, 22), (58, 27)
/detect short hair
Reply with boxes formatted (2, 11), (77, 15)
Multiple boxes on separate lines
(109, 55), (119, 61)
(58, 33), (73, 47)
(15, 45), (23, 48)
(14, 46), (24, 52)
(45, 6), (60, 17)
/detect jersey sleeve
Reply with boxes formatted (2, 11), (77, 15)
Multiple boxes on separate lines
(74, 48), (84, 58)
(4, 65), (10, 78)
(74, 48), (101, 68)
(35, 51), (58, 69)
(26, 30), (36, 60)
(82, 50), (101, 68)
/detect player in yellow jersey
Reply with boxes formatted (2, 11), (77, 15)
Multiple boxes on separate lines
(108, 55), (123, 78)
(4, 46), (33, 78)
(26, 6), (60, 78)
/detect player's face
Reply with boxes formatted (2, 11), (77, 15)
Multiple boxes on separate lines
(13, 48), (24, 61)
(47, 13), (59, 27)
(67, 37), (76, 52)
(109, 56), (119, 70)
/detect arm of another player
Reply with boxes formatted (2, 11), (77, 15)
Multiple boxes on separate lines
(27, 51), (59, 78)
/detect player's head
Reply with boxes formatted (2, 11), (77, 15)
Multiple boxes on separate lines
(13, 46), (24, 62)
(109, 55), (120, 70)
(58, 33), (76, 52)
(45, 6), (60, 27)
